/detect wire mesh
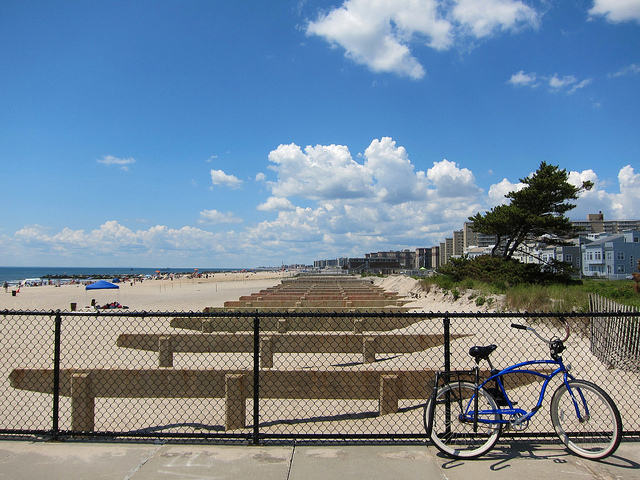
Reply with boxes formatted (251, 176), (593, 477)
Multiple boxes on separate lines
(0, 310), (637, 442)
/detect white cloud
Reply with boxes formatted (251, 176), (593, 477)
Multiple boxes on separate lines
(255, 172), (267, 182)
(589, 0), (640, 23)
(507, 70), (538, 87)
(210, 169), (243, 189)
(451, 0), (539, 38)
(426, 159), (482, 199)
(7, 141), (640, 267)
(306, 0), (540, 79)
(257, 196), (295, 211)
(612, 165), (640, 217)
(508, 71), (592, 94)
(267, 143), (374, 200)
(13, 220), (224, 260)
(549, 74), (577, 90)
(364, 137), (428, 203)
(609, 63), (640, 77)
(253, 138), (486, 255)
(97, 155), (135, 171)
(487, 178), (524, 205)
(567, 78), (593, 94)
(198, 209), (243, 224)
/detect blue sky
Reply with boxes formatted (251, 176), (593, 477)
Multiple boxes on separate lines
(1, 0), (639, 268)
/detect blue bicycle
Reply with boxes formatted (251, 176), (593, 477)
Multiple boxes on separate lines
(424, 321), (622, 460)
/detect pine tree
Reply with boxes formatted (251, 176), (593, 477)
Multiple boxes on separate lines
(469, 162), (593, 259)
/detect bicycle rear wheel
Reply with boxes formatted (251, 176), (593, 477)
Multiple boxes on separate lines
(424, 381), (501, 459)
(550, 379), (622, 460)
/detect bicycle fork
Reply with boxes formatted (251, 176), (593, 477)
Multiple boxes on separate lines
(564, 377), (591, 423)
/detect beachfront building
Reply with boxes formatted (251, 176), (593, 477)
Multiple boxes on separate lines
(344, 257), (402, 274)
(581, 230), (640, 279)
(313, 258), (348, 269)
(431, 246), (441, 269)
(572, 212), (640, 235)
(366, 250), (415, 269)
(463, 222), (497, 249)
(415, 247), (432, 269)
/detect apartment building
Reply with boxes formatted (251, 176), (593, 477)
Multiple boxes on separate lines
(581, 230), (640, 279)
(572, 212), (640, 235)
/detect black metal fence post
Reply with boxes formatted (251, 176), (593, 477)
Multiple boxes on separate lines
(52, 310), (62, 441)
(443, 312), (451, 437)
(443, 311), (450, 374)
(252, 314), (260, 445)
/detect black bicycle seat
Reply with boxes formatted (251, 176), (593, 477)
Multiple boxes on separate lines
(469, 344), (497, 362)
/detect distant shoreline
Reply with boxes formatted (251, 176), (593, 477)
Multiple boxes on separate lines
(0, 266), (281, 286)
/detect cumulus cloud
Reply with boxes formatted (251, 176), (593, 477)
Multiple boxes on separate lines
(14, 220), (224, 259)
(589, 0), (640, 23)
(7, 140), (640, 267)
(451, 0), (539, 38)
(198, 209), (243, 224)
(267, 143), (374, 200)
(487, 178), (524, 205)
(250, 138), (486, 255)
(426, 159), (481, 198)
(97, 155), (135, 171)
(306, 0), (540, 79)
(210, 169), (243, 189)
(364, 137), (429, 202)
(612, 165), (640, 217)
(257, 196), (296, 211)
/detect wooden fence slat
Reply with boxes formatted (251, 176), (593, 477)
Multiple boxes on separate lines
(589, 293), (639, 372)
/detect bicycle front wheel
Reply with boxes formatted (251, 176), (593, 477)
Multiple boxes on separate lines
(550, 379), (622, 460)
(424, 381), (501, 459)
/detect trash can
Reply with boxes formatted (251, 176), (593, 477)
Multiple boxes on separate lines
(70, 302), (77, 311)
(11, 290), (16, 297)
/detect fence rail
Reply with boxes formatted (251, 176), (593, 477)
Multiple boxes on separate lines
(0, 309), (638, 443)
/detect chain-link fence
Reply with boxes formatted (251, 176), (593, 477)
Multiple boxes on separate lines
(1, 310), (638, 442)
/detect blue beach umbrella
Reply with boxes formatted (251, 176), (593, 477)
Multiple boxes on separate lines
(85, 280), (119, 290)
(84, 280), (124, 309)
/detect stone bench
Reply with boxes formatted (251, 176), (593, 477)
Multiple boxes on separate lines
(10, 366), (551, 432)
(116, 333), (468, 367)
(171, 315), (420, 333)
(9, 368), (436, 431)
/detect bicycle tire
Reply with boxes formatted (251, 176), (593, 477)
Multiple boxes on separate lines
(550, 379), (622, 460)
(424, 381), (501, 459)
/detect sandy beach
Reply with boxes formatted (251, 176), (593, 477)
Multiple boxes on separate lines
(0, 271), (291, 312)
(0, 272), (503, 313)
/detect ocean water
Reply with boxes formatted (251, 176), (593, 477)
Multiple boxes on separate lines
(0, 267), (237, 285)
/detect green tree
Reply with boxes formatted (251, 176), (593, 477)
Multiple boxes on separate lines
(469, 162), (593, 259)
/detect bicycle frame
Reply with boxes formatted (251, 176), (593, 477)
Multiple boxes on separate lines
(466, 359), (574, 427)
(429, 322), (594, 434)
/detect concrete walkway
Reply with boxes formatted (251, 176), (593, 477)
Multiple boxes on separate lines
(0, 440), (637, 479)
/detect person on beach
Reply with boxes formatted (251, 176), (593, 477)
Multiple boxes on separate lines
(3, 281), (7, 293)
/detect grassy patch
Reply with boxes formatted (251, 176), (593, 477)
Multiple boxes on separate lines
(417, 273), (639, 312)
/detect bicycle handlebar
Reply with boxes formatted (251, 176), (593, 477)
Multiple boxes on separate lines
(511, 319), (570, 344)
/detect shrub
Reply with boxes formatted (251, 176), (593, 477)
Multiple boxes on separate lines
(438, 255), (577, 287)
